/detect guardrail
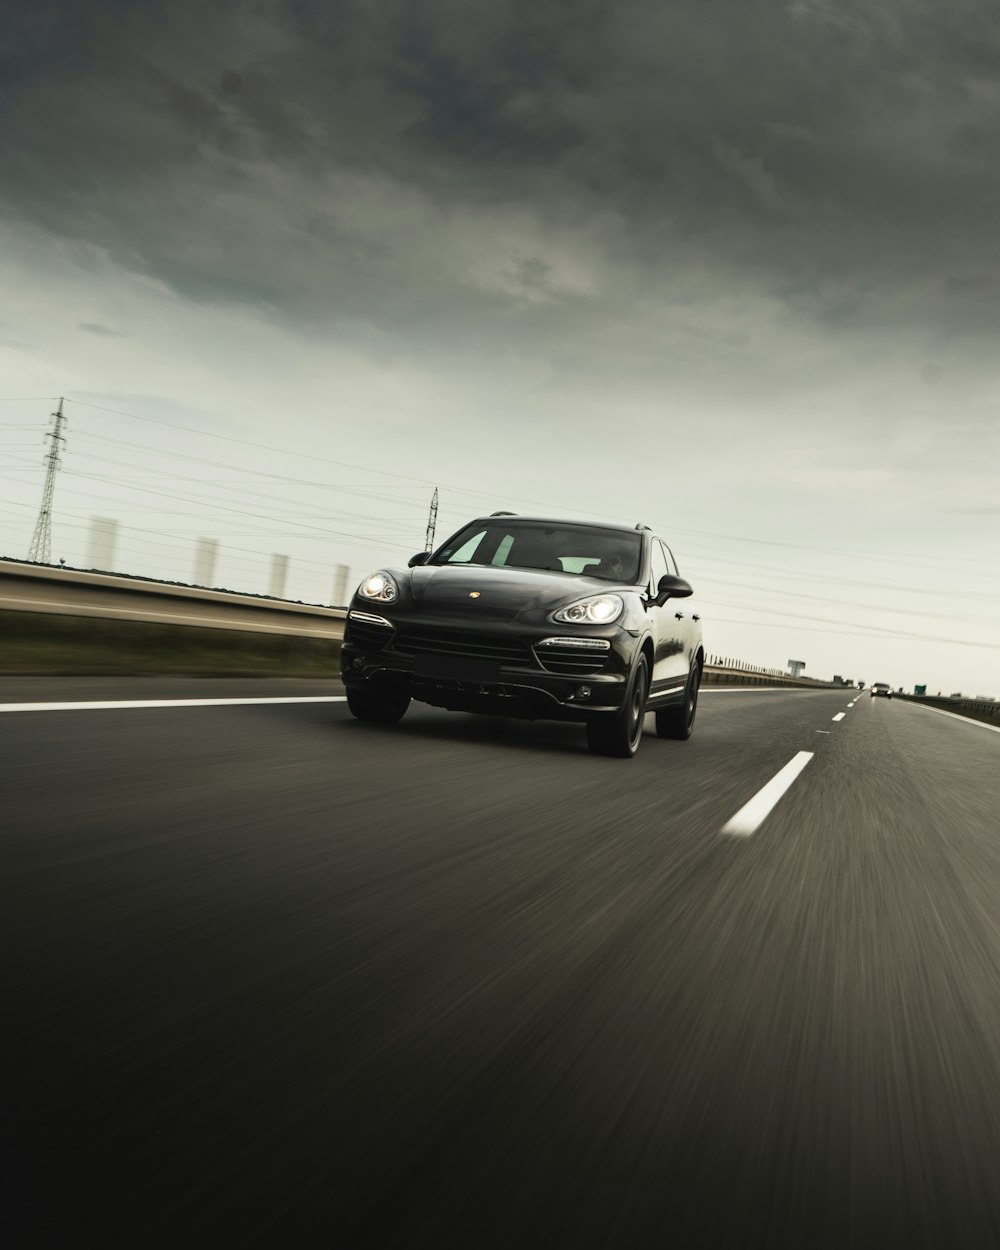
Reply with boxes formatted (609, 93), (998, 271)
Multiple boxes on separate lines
(0, 558), (346, 639)
(705, 653), (789, 679)
(702, 652), (837, 688)
(896, 693), (999, 727)
(702, 667), (836, 689)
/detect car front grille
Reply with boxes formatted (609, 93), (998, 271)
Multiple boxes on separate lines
(533, 644), (612, 676)
(394, 627), (532, 667)
(347, 618), (394, 651)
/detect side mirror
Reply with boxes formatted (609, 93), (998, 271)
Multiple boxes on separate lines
(655, 574), (693, 605)
(408, 551), (430, 567)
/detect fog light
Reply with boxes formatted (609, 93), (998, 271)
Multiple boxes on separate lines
(576, 685), (591, 700)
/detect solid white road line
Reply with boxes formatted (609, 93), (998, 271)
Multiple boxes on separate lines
(832, 712), (846, 721)
(910, 703), (1000, 735)
(721, 751), (815, 837)
(700, 688), (819, 694)
(0, 697), (349, 714)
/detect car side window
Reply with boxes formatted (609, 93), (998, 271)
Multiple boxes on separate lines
(660, 542), (678, 576)
(649, 540), (669, 592)
(446, 530), (487, 562)
(491, 534), (515, 566)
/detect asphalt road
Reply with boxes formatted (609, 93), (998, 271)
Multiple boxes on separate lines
(3, 680), (1000, 1248)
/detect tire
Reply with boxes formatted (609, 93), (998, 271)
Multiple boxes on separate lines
(655, 661), (701, 740)
(586, 653), (649, 758)
(346, 682), (411, 724)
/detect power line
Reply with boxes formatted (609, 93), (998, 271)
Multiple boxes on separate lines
(703, 615), (962, 645)
(0, 469), (413, 555)
(9, 501), (371, 574)
(668, 522), (990, 572)
(696, 577), (999, 626)
(65, 397), (455, 491)
(700, 598), (1000, 650)
(69, 429), (431, 504)
(5, 427), (999, 605)
(61, 399), (994, 575)
(9, 398), (993, 665)
(680, 546), (1000, 602)
(63, 469), (421, 544)
(66, 469), (419, 524)
(61, 398), (682, 522)
(61, 451), (421, 526)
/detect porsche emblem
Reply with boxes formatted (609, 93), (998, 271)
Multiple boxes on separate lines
(468, 591), (481, 599)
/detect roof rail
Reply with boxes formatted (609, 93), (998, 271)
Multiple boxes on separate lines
(634, 523), (651, 531)
(490, 510), (517, 517)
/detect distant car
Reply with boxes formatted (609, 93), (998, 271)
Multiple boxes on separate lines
(871, 682), (893, 699)
(341, 514), (704, 757)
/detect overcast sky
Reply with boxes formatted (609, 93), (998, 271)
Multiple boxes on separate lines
(2, 0), (998, 694)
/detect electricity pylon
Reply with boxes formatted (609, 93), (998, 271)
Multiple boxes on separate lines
(424, 486), (439, 552)
(27, 398), (67, 564)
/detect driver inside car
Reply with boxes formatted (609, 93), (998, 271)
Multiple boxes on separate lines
(598, 552), (630, 581)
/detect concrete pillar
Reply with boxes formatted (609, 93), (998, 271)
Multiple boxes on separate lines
(331, 563), (351, 606)
(268, 553), (289, 599)
(193, 538), (218, 587)
(87, 516), (118, 570)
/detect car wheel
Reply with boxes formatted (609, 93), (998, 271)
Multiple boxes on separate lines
(586, 653), (649, 758)
(346, 682), (411, 724)
(655, 660), (701, 740)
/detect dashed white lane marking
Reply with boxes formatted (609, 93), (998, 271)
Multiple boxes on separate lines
(721, 751), (815, 837)
(910, 704), (1000, 735)
(815, 730), (830, 734)
(0, 697), (349, 713)
(832, 712), (846, 721)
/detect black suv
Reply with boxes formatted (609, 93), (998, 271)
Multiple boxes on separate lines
(341, 514), (704, 757)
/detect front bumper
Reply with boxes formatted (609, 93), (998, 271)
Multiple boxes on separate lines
(340, 612), (637, 720)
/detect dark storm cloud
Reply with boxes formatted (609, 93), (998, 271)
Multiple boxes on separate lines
(2, 0), (1000, 347)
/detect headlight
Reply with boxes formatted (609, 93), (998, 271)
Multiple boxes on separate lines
(553, 594), (623, 625)
(358, 571), (398, 603)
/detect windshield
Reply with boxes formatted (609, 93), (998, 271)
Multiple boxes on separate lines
(432, 522), (643, 584)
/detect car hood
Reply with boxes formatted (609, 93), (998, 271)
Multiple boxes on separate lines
(404, 563), (626, 617)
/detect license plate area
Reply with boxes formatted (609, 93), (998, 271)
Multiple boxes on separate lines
(414, 654), (501, 683)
